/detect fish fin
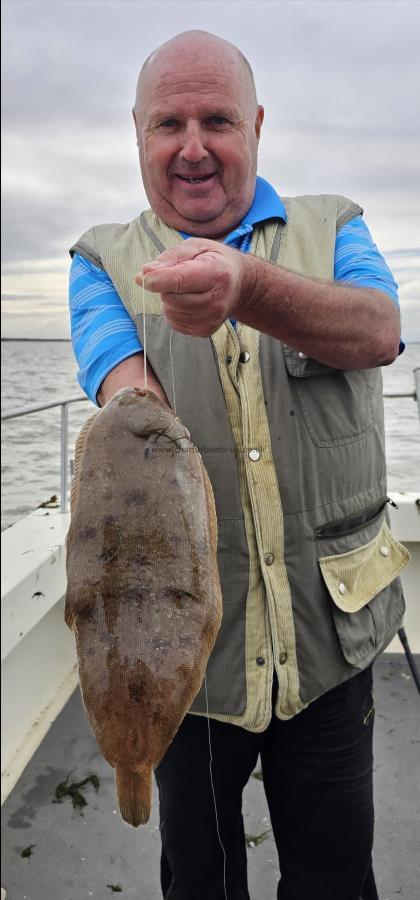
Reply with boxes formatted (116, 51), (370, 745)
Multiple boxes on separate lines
(70, 412), (99, 515)
(115, 765), (152, 827)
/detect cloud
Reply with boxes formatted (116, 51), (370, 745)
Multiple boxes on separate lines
(2, 0), (420, 337)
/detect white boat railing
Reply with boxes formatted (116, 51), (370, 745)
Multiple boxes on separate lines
(1, 396), (89, 513)
(1, 367), (419, 514)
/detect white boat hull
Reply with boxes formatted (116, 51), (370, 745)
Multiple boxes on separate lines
(2, 493), (419, 804)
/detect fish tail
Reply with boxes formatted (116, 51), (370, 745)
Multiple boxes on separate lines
(115, 765), (152, 827)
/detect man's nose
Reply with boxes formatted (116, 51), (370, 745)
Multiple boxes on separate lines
(179, 124), (208, 163)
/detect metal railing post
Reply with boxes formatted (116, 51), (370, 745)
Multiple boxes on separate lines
(60, 402), (69, 513)
(414, 367), (420, 423)
(1, 395), (88, 515)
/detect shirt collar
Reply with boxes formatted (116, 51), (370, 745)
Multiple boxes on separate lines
(179, 175), (286, 241)
(241, 175), (287, 227)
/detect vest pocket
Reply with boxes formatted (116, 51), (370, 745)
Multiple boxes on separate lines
(282, 345), (341, 378)
(318, 521), (410, 666)
(314, 498), (387, 540)
(282, 346), (375, 447)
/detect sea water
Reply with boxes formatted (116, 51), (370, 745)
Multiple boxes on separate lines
(1, 340), (419, 531)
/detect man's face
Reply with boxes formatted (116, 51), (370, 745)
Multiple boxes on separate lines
(134, 42), (264, 238)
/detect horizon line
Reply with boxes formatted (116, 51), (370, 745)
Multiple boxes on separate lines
(1, 337), (71, 341)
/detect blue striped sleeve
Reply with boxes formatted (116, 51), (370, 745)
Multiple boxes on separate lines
(69, 214), (402, 404)
(334, 216), (399, 306)
(69, 253), (143, 404)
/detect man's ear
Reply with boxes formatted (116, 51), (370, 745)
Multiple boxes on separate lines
(255, 105), (264, 142)
(132, 108), (140, 147)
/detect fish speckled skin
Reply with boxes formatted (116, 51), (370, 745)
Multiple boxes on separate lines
(65, 388), (222, 826)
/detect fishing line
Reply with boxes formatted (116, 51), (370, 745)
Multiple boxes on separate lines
(204, 674), (228, 900)
(169, 328), (177, 415)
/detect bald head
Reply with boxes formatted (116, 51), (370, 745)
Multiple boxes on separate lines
(134, 31), (258, 119)
(132, 29), (264, 238)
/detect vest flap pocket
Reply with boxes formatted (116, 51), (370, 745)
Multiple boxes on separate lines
(282, 345), (376, 447)
(319, 520), (410, 613)
(282, 344), (341, 378)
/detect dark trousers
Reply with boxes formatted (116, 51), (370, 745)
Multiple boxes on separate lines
(155, 666), (379, 900)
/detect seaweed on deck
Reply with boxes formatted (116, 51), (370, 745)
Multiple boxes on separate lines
(53, 773), (100, 810)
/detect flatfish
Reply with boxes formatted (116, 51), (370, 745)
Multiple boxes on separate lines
(65, 387), (222, 826)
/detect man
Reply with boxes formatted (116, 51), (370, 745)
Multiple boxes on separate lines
(69, 30), (409, 900)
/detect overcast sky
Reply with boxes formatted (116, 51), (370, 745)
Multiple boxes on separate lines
(2, 0), (419, 340)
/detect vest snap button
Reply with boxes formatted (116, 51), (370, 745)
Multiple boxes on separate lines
(298, 352), (307, 359)
(264, 553), (274, 565)
(248, 449), (261, 461)
(256, 656), (265, 666)
(239, 351), (250, 363)
(338, 582), (346, 595)
(279, 652), (288, 665)
(380, 546), (390, 557)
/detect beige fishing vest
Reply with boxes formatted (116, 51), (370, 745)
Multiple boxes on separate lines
(70, 193), (410, 731)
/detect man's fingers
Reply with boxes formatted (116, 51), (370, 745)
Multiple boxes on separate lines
(161, 303), (219, 337)
(133, 238), (241, 335)
(134, 239), (221, 290)
(161, 292), (226, 337)
(140, 256), (217, 295)
(142, 238), (216, 273)
(161, 291), (216, 319)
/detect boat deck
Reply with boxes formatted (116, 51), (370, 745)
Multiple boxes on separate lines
(1, 654), (419, 900)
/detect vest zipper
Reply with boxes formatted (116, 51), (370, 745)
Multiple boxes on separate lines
(314, 498), (387, 540)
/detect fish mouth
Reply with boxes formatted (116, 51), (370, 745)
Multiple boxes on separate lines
(143, 428), (191, 458)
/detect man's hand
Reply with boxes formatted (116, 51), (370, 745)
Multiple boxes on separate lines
(135, 237), (400, 370)
(136, 239), (254, 337)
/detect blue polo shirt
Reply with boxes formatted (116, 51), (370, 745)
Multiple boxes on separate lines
(69, 176), (400, 404)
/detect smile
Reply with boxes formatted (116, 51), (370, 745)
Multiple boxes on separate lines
(175, 174), (215, 184)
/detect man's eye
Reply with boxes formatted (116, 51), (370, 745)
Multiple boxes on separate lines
(159, 119), (180, 128)
(207, 116), (229, 126)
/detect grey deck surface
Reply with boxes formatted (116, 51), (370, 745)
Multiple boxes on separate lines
(2, 655), (419, 900)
